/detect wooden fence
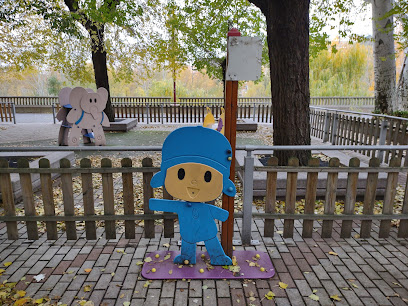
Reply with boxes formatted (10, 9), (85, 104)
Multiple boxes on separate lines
(111, 102), (273, 123)
(2, 95), (374, 107)
(0, 102), (16, 123)
(0, 151), (407, 241)
(310, 107), (408, 165)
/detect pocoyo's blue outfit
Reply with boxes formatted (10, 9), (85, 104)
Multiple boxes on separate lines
(149, 126), (236, 265)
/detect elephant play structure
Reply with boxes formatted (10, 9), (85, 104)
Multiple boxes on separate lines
(56, 87), (110, 146)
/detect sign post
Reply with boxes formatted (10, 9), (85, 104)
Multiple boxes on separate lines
(221, 28), (263, 256)
(221, 28), (240, 257)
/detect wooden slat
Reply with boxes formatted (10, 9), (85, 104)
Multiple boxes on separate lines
(81, 158), (97, 240)
(264, 157), (278, 237)
(340, 157), (360, 238)
(379, 157), (401, 238)
(39, 158), (58, 240)
(17, 158), (38, 240)
(321, 158), (340, 238)
(102, 158), (116, 239)
(121, 158), (135, 239)
(302, 158), (319, 238)
(0, 158), (18, 239)
(360, 158), (380, 238)
(142, 157), (155, 238)
(283, 157), (299, 238)
(59, 158), (76, 240)
(163, 187), (174, 238)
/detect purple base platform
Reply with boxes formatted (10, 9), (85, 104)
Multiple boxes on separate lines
(142, 250), (275, 280)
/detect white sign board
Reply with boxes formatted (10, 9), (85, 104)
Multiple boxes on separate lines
(225, 36), (263, 81)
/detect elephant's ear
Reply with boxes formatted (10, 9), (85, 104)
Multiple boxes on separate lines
(69, 87), (87, 110)
(58, 87), (72, 106)
(97, 87), (108, 107)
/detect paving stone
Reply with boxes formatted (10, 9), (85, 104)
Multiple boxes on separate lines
(304, 272), (322, 288)
(372, 279), (396, 297)
(41, 275), (62, 291)
(203, 288), (217, 306)
(104, 260), (120, 274)
(295, 279), (312, 296)
(189, 280), (202, 297)
(28, 260), (47, 275)
(95, 254), (111, 267)
(64, 248), (81, 260)
(275, 298), (291, 306)
(366, 288), (392, 305)
(159, 298), (174, 305)
(353, 272), (376, 288)
(87, 290), (105, 305)
(67, 274), (87, 291)
(311, 264), (330, 280)
(59, 290), (77, 305)
(41, 247), (59, 261)
(112, 266), (128, 282)
(50, 282), (69, 299)
(104, 282), (122, 299)
(272, 258), (288, 273)
(95, 274), (113, 290)
(216, 280), (230, 298)
(174, 287), (188, 305)
(145, 288), (161, 305)
(286, 288), (305, 305)
(71, 254), (88, 267)
(122, 273), (138, 290)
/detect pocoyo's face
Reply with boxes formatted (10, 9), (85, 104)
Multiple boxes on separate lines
(164, 162), (223, 202)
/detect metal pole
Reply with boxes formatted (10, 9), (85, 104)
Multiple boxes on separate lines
(146, 104), (150, 124)
(331, 112), (339, 145)
(242, 151), (254, 245)
(12, 103), (16, 124)
(160, 104), (164, 124)
(323, 111), (331, 142)
(52, 104), (56, 124)
(252, 103), (256, 121)
(378, 119), (389, 162)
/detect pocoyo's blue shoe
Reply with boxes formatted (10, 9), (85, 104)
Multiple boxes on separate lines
(210, 255), (232, 266)
(174, 254), (197, 265)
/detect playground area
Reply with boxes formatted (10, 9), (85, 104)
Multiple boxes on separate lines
(1, 118), (408, 305)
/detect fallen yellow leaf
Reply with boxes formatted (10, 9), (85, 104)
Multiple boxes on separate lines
(144, 257), (152, 263)
(17, 290), (26, 297)
(14, 298), (30, 306)
(0, 269), (5, 274)
(279, 282), (288, 289)
(3, 262), (12, 267)
(35, 298), (44, 304)
(330, 295), (342, 301)
(84, 269), (92, 273)
(309, 293), (319, 301)
(265, 291), (275, 300)
(328, 251), (338, 256)
(168, 270), (173, 275)
(84, 285), (92, 292)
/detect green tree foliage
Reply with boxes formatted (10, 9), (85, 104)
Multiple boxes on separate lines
(310, 42), (373, 96)
(47, 76), (62, 96)
(172, 0), (268, 81)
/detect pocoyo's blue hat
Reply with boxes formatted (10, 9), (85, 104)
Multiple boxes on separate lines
(151, 126), (236, 197)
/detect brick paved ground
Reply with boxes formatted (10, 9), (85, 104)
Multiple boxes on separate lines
(0, 217), (407, 306)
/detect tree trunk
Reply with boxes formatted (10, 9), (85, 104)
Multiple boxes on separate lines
(250, 0), (311, 165)
(372, 0), (396, 114)
(88, 24), (115, 122)
(397, 52), (408, 110)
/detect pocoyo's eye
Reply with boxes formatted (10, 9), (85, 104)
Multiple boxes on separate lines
(178, 168), (185, 180)
(94, 98), (97, 103)
(204, 171), (212, 182)
(89, 98), (92, 103)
